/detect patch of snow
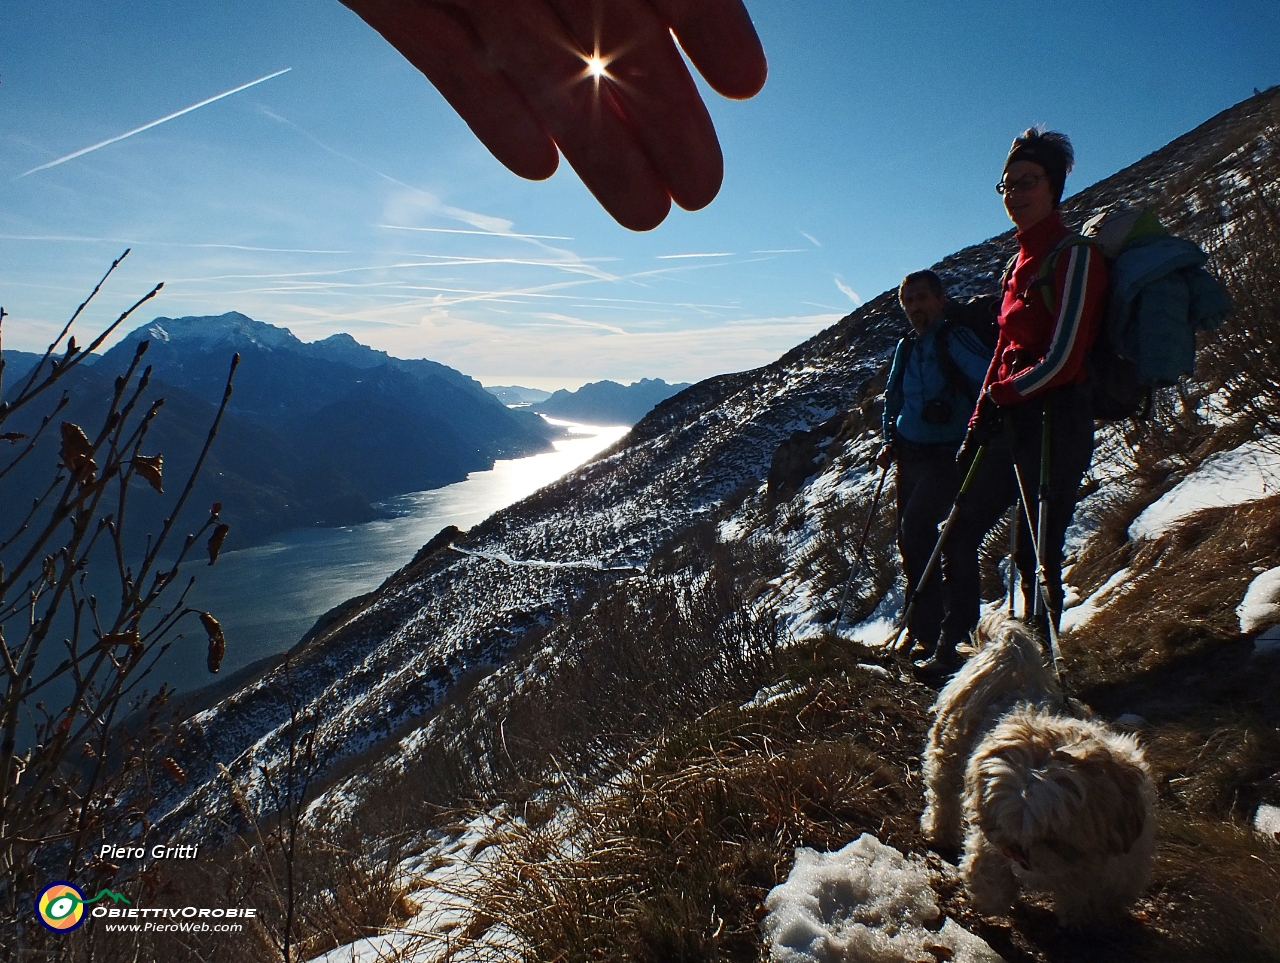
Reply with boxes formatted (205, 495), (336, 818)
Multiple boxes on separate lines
(1254, 804), (1280, 840)
(762, 833), (1002, 963)
(1238, 566), (1280, 634)
(1129, 438), (1280, 540)
(306, 812), (510, 963)
(744, 680), (807, 710)
(840, 584), (904, 649)
(1063, 481), (1122, 559)
(855, 663), (892, 680)
(1060, 567), (1133, 634)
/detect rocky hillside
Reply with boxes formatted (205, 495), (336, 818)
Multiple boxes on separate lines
(85, 89), (1280, 962)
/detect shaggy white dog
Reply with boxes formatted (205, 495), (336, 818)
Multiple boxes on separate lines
(920, 612), (1062, 853)
(962, 704), (1156, 927)
(920, 613), (1156, 927)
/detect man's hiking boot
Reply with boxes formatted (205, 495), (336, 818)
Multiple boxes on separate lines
(913, 654), (962, 686)
(913, 647), (963, 686)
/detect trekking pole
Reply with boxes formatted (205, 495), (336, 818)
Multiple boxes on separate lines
(833, 463), (890, 633)
(1035, 407), (1052, 622)
(1006, 507), (1019, 615)
(887, 441), (987, 652)
(1010, 409), (1068, 694)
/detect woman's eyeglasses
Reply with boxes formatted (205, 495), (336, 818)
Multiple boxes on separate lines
(996, 173), (1045, 195)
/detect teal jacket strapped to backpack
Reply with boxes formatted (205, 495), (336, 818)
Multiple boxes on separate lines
(883, 319), (993, 447)
(1105, 231), (1231, 386)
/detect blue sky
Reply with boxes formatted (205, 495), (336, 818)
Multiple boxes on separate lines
(3, 1), (1278, 390)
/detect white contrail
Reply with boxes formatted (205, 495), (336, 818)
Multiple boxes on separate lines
(18, 68), (292, 178)
(378, 225), (574, 241)
(835, 277), (862, 305)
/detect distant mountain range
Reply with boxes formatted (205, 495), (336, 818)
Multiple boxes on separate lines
(526, 378), (692, 426)
(2, 314), (558, 549)
(485, 385), (552, 405)
(2, 348), (97, 387)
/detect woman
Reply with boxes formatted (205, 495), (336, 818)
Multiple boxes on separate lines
(915, 128), (1108, 683)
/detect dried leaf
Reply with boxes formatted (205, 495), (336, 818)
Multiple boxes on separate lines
(161, 757), (187, 784)
(101, 629), (142, 652)
(131, 454), (163, 493)
(200, 611), (226, 673)
(59, 422), (96, 480)
(207, 523), (230, 565)
(0, 431), (28, 443)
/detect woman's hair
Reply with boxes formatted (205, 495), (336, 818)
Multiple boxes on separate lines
(1005, 127), (1075, 205)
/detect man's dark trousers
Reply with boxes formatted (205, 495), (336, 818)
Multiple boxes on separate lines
(941, 383), (1095, 645)
(896, 438), (963, 651)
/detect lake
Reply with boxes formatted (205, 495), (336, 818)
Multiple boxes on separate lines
(168, 418), (630, 692)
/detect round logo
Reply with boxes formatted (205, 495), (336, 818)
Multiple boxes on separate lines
(36, 882), (87, 932)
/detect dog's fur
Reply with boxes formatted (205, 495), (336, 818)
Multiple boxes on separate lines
(920, 612), (1062, 853)
(919, 613), (1156, 927)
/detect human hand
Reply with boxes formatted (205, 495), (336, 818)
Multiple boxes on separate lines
(340, 0), (767, 231)
(876, 444), (894, 471)
(957, 390), (998, 466)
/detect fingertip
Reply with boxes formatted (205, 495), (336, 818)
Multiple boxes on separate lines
(657, 0), (768, 99)
(629, 193), (672, 231)
(720, 50), (767, 101)
(605, 187), (672, 232)
(690, 40), (766, 101)
(530, 145), (560, 182)
(496, 134), (560, 182)
(669, 152), (721, 212)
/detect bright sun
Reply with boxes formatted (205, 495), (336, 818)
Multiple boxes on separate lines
(585, 55), (607, 79)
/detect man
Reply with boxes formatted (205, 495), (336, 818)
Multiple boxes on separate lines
(879, 271), (993, 667)
(916, 128), (1108, 683)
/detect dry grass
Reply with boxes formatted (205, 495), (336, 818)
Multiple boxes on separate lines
(1064, 495), (1280, 684)
(450, 610), (1280, 963)
(792, 493), (898, 627)
(453, 634), (932, 963)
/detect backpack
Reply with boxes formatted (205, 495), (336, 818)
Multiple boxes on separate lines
(937, 296), (999, 401)
(1001, 207), (1232, 421)
(893, 298), (997, 407)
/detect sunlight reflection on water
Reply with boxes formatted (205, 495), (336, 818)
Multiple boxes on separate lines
(175, 418), (629, 689)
